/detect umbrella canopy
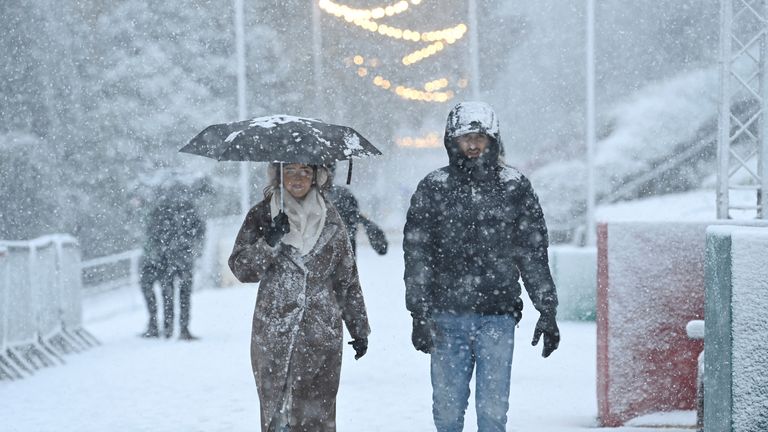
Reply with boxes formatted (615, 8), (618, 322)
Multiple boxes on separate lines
(180, 115), (381, 164)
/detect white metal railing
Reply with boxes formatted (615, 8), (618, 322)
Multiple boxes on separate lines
(80, 248), (142, 295)
(0, 235), (80, 344)
(0, 235), (96, 380)
(0, 246), (8, 351)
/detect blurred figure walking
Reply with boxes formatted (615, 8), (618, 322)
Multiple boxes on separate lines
(140, 185), (205, 340)
(324, 162), (388, 256)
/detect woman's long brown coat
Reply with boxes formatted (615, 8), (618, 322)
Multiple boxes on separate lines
(229, 198), (370, 432)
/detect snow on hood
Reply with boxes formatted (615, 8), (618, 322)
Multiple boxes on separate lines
(445, 101), (500, 139)
(443, 101), (505, 167)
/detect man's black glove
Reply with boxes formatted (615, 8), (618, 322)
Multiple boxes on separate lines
(264, 212), (290, 247)
(531, 313), (560, 358)
(348, 338), (368, 360)
(411, 315), (433, 354)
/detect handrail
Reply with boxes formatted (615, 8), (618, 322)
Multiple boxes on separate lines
(0, 234), (78, 250)
(80, 248), (143, 293)
(81, 249), (142, 269)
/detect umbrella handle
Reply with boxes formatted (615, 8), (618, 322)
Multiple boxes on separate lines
(280, 162), (284, 212)
(346, 159), (353, 185)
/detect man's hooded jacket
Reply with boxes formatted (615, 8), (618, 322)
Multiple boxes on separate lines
(403, 102), (558, 320)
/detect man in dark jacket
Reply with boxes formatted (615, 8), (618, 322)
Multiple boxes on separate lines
(403, 101), (560, 432)
(140, 185), (205, 340)
(324, 162), (388, 256)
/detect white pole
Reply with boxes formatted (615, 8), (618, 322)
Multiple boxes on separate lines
(235, 0), (250, 216)
(468, 0), (480, 100)
(312, 0), (323, 113)
(717, 0), (732, 219)
(585, 0), (596, 246)
(762, 0), (768, 218)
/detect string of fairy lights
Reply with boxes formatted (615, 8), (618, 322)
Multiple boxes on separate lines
(347, 54), (467, 103)
(395, 132), (442, 148)
(318, 0), (469, 105)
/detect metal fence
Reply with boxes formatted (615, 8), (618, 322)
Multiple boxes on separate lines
(0, 235), (98, 381)
(81, 248), (142, 295)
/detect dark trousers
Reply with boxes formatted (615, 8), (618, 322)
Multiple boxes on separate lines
(140, 258), (193, 335)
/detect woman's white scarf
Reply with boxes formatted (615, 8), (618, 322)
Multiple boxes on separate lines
(270, 188), (327, 256)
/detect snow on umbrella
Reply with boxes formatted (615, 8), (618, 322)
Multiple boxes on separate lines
(180, 114), (382, 210)
(180, 114), (382, 164)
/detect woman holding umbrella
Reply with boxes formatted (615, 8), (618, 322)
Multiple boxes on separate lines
(228, 162), (370, 432)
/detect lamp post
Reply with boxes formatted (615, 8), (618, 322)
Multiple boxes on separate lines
(585, 0), (596, 246)
(468, 0), (480, 100)
(312, 0), (323, 112)
(234, 0), (249, 216)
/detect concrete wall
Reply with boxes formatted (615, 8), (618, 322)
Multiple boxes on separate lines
(704, 226), (768, 432)
(549, 245), (596, 321)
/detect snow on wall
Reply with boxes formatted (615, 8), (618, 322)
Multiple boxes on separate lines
(722, 227), (768, 431)
(597, 222), (708, 426)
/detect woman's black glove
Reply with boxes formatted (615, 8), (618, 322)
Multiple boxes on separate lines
(411, 315), (433, 354)
(264, 212), (290, 247)
(532, 313), (560, 358)
(348, 338), (368, 360)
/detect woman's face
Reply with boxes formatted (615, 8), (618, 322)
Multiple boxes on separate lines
(282, 163), (314, 199)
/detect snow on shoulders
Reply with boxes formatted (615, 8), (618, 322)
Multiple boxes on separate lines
(425, 168), (449, 184)
(498, 165), (522, 183)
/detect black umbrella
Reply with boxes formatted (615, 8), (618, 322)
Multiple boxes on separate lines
(180, 114), (381, 209)
(180, 115), (381, 165)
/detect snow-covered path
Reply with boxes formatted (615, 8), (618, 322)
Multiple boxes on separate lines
(1, 243), (691, 431)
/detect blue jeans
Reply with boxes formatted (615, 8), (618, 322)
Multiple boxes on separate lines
(430, 313), (516, 432)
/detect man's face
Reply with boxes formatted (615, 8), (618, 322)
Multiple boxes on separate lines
(282, 163), (314, 199)
(456, 133), (489, 159)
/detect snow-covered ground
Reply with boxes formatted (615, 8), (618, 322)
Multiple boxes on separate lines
(596, 187), (759, 222)
(1, 242), (694, 432)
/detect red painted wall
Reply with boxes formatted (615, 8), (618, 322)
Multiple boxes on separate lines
(596, 222), (705, 426)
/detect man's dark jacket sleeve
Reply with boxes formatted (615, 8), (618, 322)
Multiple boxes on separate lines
(403, 180), (434, 317)
(514, 176), (558, 316)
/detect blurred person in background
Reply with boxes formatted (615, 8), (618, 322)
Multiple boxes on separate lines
(323, 162), (388, 257)
(139, 183), (205, 340)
